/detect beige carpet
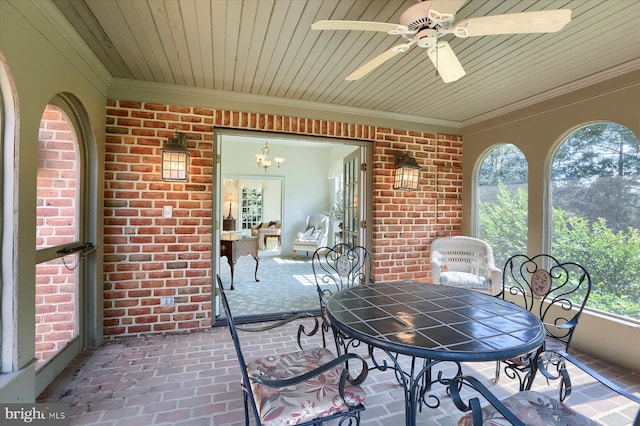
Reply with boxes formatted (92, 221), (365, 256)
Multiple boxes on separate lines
(219, 251), (324, 317)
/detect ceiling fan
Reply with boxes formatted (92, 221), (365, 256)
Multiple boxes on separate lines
(311, 0), (571, 83)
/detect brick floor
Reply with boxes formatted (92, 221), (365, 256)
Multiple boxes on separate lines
(38, 318), (640, 425)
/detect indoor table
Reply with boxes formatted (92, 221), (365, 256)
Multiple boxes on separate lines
(220, 236), (259, 290)
(326, 281), (545, 426)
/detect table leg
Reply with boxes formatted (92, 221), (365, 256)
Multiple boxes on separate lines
(253, 256), (260, 282)
(227, 258), (236, 290)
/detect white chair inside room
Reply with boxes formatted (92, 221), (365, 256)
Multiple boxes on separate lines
(293, 214), (329, 260)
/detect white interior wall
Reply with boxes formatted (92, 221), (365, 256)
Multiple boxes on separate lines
(221, 138), (333, 255)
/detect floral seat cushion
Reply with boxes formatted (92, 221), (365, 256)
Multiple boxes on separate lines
(440, 271), (491, 290)
(458, 390), (602, 426)
(246, 347), (365, 426)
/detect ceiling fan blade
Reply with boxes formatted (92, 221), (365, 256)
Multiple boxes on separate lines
(430, 0), (467, 16)
(427, 41), (466, 83)
(450, 9), (572, 38)
(346, 43), (411, 81)
(311, 20), (406, 34)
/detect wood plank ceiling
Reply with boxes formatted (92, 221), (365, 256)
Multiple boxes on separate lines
(52, 0), (640, 126)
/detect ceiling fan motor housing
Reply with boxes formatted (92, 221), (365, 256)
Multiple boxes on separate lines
(400, 2), (437, 31)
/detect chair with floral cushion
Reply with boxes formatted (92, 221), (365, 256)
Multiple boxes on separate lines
(217, 275), (368, 426)
(450, 350), (640, 426)
(495, 254), (592, 391)
(312, 243), (373, 352)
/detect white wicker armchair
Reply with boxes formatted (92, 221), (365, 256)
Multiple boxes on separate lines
(430, 236), (502, 295)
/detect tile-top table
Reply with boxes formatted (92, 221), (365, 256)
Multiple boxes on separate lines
(326, 281), (545, 425)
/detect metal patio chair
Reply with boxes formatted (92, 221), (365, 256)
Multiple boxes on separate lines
(311, 243), (373, 352)
(451, 350), (640, 425)
(217, 275), (368, 426)
(495, 254), (592, 391)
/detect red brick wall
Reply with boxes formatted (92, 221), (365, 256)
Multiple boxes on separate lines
(104, 100), (462, 337)
(374, 130), (463, 282)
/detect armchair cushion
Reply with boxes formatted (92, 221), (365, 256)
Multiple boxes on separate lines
(247, 347), (366, 425)
(298, 227), (321, 241)
(440, 271), (491, 290)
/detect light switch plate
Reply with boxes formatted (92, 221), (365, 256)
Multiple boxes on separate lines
(163, 205), (173, 218)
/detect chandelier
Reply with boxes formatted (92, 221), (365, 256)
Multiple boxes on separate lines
(255, 141), (284, 172)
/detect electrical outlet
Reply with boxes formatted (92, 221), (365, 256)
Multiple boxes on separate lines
(160, 296), (175, 306)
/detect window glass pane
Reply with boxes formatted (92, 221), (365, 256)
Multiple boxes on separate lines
(477, 144), (528, 269)
(241, 188), (262, 229)
(552, 123), (640, 321)
(36, 105), (79, 249)
(35, 253), (78, 368)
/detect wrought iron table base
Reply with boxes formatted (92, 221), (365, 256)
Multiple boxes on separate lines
(335, 330), (461, 426)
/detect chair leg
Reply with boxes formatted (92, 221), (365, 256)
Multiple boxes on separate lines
(320, 320), (328, 349)
(523, 357), (538, 391)
(243, 391), (250, 426)
(293, 250), (296, 260)
(494, 361), (501, 383)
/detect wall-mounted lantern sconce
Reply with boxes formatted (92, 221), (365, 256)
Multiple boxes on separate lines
(394, 151), (420, 190)
(161, 131), (190, 181)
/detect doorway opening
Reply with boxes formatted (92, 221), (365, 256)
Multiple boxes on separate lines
(214, 131), (371, 323)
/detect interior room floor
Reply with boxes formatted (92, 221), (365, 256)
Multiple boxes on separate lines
(218, 250), (323, 318)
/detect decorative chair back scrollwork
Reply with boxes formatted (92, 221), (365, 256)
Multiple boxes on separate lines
(217, 275), (368, 426)
(496, 254), (592, 390)
(312, 243), (373, 349)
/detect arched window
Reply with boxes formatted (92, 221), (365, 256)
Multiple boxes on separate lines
(477, 144), (528, 269)
(551, 123), (640, 321)
(35, 103), (81, 368)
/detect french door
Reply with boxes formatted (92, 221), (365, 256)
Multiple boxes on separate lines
(342, 150), (366, 247)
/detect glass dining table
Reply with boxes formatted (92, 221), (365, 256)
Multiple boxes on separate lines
(326, 281), (545, 426)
